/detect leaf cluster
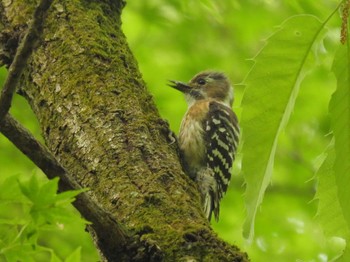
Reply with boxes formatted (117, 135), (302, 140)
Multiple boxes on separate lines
(0, 175), (87, 262)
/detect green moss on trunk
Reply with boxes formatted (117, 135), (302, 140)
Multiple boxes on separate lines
(1, 0), (248, 261)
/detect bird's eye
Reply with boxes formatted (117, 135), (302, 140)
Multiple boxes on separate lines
(197, 78), (206, 85)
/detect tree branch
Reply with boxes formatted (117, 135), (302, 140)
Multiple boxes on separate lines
(0, 0), (249, 260)
(0, 0), (53, 120)
(0, 0), (155, 259)
(0, 113), (130, 258)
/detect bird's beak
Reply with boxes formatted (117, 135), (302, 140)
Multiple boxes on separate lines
(167, 80), (191, 94)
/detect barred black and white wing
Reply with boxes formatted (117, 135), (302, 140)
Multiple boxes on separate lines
(203, 101), (239, 221)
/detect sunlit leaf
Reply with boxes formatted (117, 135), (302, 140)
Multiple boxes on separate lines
(0, 175), (25, 202)
(315, 145), (349, 237)
(315, 145), (348, 260)
(241, 15), (324, 240)
(329, 38), (350, 261)
(55, 187), (87, 205)
(50, 252), (62, 262)
(65, 247), (81, 262)
(1, 242), (36, 262)
(18, 175), (39, 202)
(16, 176), (85, 225)
(37, 177), (59, 205)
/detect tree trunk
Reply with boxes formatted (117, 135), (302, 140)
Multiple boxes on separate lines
(0, 0), (248, 261)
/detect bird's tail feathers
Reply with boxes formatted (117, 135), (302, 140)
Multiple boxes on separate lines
(196, 168), (220, 221)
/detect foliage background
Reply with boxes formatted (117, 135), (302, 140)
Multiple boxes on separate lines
(0, 0), (346, 261)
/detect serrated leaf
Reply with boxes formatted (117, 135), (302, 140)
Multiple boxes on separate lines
(0, 218), (27, 226)
(64, 247), (81, 262)
(17, 176), (86, 225)
(2, 242), (35, 262)
(17, 175), (39, 203)
(0, 224), (20, 247)
(0, 173), (88, 261)
(315, 145), (349, 239)
(37, 177), (59, 205)
(241, 15), (324, 240)
(55, 188), (87, 205)
(329, 37), (350, 261)
(0, 175), (24, 202)
(50, 251), (62, 262)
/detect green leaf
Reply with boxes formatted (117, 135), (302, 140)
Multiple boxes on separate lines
(0, 224), (20, 248)
(329, 37), (350, 261)
(241, 15), (324, 240)
(0, 175), (25, 202)
(315, 145), (349, 237)
(37, 177), (59, 205)
(17, 176), (86, 225)
(0, 218), (26, 226)
(315, 145), (348, 259)
(55, 187), (87, 205)
(64, 247), (81, 262)
(50, 252), (62, 262)
(1, 242), (36, 262)
(17, 175), (39, 202)
(341, 248), (350, 262)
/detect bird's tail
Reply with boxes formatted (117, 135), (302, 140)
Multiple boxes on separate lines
(196, 168), (220, 221)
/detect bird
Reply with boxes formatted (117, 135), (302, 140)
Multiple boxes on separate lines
(168, 71), (239, 221)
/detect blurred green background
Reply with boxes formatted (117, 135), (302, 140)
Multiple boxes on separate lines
(0, 0), (344, 261)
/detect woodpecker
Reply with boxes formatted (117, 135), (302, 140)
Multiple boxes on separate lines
(168, 71), (239, 221)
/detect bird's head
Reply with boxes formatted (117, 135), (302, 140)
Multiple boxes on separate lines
(168, 71), (233, 107)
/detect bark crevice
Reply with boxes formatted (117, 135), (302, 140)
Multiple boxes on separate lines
(0, 0), (249, 261)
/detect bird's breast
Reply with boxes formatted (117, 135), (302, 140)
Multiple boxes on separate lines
(178, 101), (210, 170)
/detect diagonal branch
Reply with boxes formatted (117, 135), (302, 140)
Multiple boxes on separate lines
(0, 0), (249, 260)
(0, 113), (129, 253)
(0, 0), (54, 120)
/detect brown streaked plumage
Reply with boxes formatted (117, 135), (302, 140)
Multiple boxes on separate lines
(168, 71), (239, 221)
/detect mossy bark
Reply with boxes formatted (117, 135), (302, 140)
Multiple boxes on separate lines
(0, 0), (249, 261)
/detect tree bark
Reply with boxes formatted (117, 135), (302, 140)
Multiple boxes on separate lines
(0, 0), (249, 261)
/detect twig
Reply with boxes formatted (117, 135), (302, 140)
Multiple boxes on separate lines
(341, 0), (350, 44)
(0, 113), (129, 248)
(0, 0), (54, 120)
(1, 114), (72, 189)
